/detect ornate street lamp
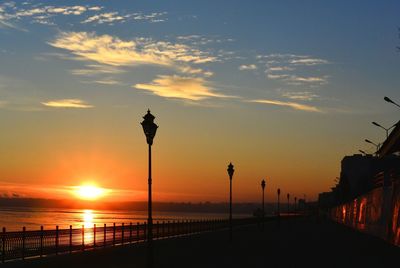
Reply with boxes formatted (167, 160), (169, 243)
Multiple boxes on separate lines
(141, 110), (158, 249)
(287, 193), (290, 214)
(261, 179), (266, 229)
(277, 188), (281, 216)
(294, 197), (297, 213)
(227, 162), (234, 242)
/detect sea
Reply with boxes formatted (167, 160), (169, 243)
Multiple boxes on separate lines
(0, 207), (250, 231)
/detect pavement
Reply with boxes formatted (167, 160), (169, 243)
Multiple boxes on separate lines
(3, 216), (399, 268)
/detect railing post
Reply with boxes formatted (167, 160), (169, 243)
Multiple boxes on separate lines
(167, 221), (170, 238)
(2, 227), (5, 263)
(69, 225), (72, 254)
(137, 222), (139, 242)
(81, 225), (84, 251)
(121, 223), (124, 245)
(156, 221), (159, 239)
(143, 222), (147, 241)
(40, 226), (43, 257)
(129, 222), (132, 243)
(93, 224), (96, 248)
(113, 223), (115, 246)
(56, 225), (59, 255)
(103, 224), (106, 248)
(22, 226), (25, 260)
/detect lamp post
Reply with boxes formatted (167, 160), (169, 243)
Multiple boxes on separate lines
(141, 109), (158, 265)
(384, 96), (400, 109)
(294, 197), (297, 213)
(277, 188), (281, 216)
(227, 162), (234, 242)
(287, 193), (290, 214)
(372, 122), (396, 138)
(261, 179), (266, 229)
(365, 139), (380, 152)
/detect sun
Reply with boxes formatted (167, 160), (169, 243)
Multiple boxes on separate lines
(74, 184), (105, 200)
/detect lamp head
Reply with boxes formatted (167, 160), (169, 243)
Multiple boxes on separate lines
(227, 162), (234, 178)
(261, 179), (266, 189)
(384, 96), (394, 104)
(141, 109), (158, 145)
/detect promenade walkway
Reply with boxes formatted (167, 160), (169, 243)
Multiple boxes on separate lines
(4, 217), (399, 268)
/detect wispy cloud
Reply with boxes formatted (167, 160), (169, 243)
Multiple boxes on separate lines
(0, 3), (102, 28)
(49, 31), (217, 67)
(249, 99), (321, 112)
(239, 64), (257, 71)
(41, 99), (93, 108)
(82, 12), (128, 24)
(92, 79), (124, 85)
(289, 58), (329, 65)
(134, 75), (228, 101)
(70, 64), (126, 76)
(281, 91), (320, 101)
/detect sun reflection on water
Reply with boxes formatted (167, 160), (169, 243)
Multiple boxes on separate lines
(82, 209), (94, 245)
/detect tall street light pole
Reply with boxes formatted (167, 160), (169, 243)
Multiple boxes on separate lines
(227, 162), (234, 242)
(277, 188), (281, 216)
(294, 197), (297, 213)
(287, 193), (290, 214)
(261, 179), (266, 229)
(141, 109), (158, 268)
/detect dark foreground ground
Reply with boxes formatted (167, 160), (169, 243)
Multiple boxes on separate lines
(3, 217), (399, 268)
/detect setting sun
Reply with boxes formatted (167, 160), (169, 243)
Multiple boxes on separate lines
(74, 185), (105, 200)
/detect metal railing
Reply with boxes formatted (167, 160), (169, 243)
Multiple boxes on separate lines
(1, 217), (259, 262)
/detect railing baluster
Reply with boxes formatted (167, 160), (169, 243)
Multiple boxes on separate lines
(137, 222), (140, 242)
(156, 221), (159, 239)
(93, 224), (96, 248)
(2, 227), (5, 263)
(81, 225), (84, 251)
(56, 226), (59, 255)
(103, 224), (106, 248)
(143, 222), (147, 241)
(167, 221), (170, 238)
(129, 222), (132, 243)
(121, 223), (124, 245)
(69, 225), (72, 254)
(40, 226), (43, 257)
(113, 223), (115, 246)
(22, 226), (25, 260)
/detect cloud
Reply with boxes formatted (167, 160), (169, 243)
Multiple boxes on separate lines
(287, 75), (327, 84)
(134, 75), (227, 101)
(0, 3), (102, 28)
(239, 64), (257, 71)
(92, 79), (123, 85)
(41, 99), (93, 108)
(81, 11), (166, 25)
(267, 73), (290, 79)
(49, 32), (217, 68)
(289, 58), (329, 65)
(82, 12), (127, 24)
(70, 64), (126, 76)
(249, 99), (321, 112)
(281, 91), (319, 101)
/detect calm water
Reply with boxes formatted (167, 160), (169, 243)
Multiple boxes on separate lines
(0, 207), (249, 231)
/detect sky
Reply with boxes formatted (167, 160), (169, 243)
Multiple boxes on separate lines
(0, 0), (400, 203)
